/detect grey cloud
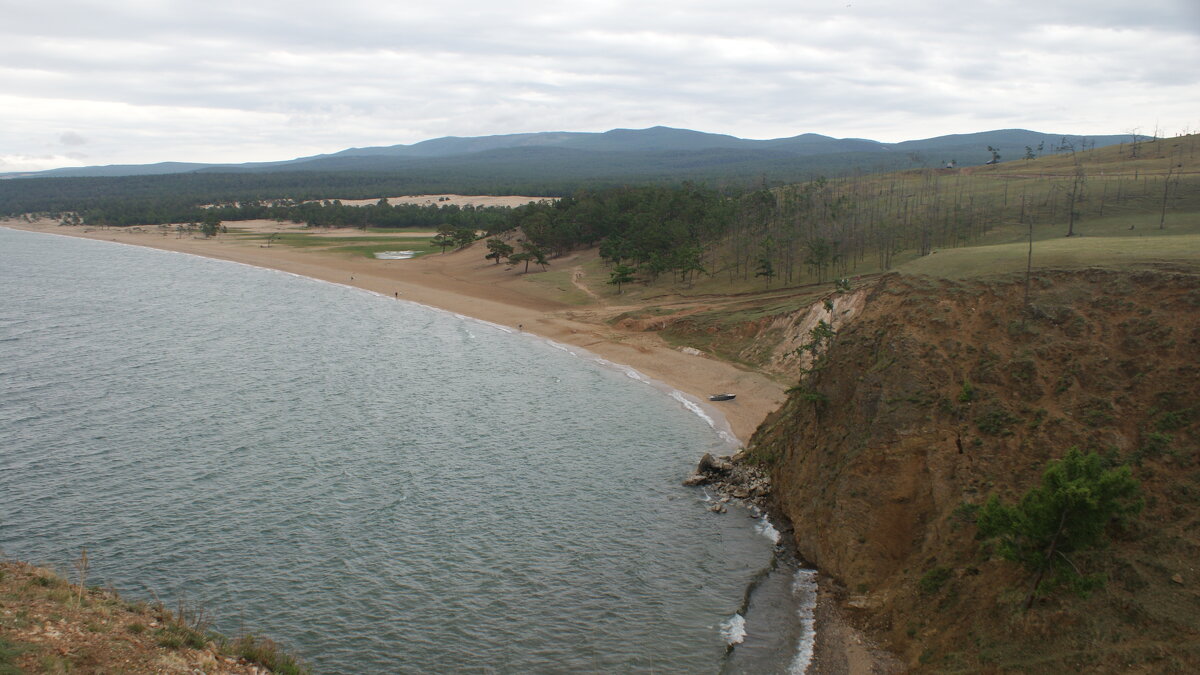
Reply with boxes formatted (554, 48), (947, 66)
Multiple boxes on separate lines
(0, 0), (1197, 171)
(60, 131), (88, 146)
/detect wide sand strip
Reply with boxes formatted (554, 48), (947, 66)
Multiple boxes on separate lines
(3, 217), (786, 446)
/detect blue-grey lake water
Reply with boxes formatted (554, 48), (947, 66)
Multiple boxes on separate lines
(0, 227), (811, 673)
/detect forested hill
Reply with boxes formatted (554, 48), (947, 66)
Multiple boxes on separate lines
(0, 128), (1141, 217)
(6, 127), (1135, 181)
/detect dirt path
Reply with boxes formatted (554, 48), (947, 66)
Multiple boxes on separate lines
(571, 266), (605, 304)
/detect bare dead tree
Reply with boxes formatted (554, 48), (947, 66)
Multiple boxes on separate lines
(1065, 160), (1086, 237)
(1023, 196), (1034, 314)
(1159, 165), (1176, 230)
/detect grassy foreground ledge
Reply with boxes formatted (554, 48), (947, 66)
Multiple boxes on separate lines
(0, 560), (307, 674)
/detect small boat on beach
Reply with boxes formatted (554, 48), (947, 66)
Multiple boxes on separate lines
(708, 393), (736, 401)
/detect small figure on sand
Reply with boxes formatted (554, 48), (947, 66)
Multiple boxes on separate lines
(394, 291), (399, 298)
(518, 324), (523, 331)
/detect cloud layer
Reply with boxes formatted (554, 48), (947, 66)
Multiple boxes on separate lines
(3, 0), (1198, 171)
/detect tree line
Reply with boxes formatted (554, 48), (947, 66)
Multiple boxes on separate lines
(29, 196), (519, 232)
(11, 135), (1194, 293)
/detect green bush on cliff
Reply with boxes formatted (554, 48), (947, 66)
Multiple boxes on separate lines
(975, 405), (1019, 435)
(976, 448), (1141, 609)
(918, 567), (953, 595)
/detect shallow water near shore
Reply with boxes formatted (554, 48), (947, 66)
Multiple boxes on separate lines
(1, 228), (809, 672)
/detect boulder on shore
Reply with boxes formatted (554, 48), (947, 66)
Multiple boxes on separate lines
(697, 452), (734, 474)
(681, 452), (772, 508)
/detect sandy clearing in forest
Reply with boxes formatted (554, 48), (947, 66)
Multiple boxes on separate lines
(314, 194), (554, 207)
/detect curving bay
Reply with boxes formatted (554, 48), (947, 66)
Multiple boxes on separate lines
(0, 228), (794, 672)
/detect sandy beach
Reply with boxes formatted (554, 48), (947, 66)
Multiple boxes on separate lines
(2, 213), (902, 672)
(2, 215), (786, 447)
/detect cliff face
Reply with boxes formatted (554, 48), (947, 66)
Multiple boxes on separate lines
(750, 269), (1200, 671)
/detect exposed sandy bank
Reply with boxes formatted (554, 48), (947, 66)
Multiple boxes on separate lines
(3, 218), (785, 445)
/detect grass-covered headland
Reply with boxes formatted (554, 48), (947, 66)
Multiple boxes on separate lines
(0, 559), (307, 674)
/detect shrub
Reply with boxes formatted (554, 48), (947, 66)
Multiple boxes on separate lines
(919, 567), (953, 595)
(230, 635), (309, 675)
(156, 632), (184, 650)
(975, 407), (1019, 436)
(1133, 432), (1172, 463)
(1156, 408), (1193, 432)
(976, 448), (1141, 609)
(952, 501), (980, 523)
(155, 623), (208, 650)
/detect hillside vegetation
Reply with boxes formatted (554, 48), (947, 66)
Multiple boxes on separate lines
(509, 133), (1200, 300)
(548, 135), (1199, 671)
(0, 561), (306, 673)
(6, 130), (1198, 673)
(533, 136), (1199, 369)
(745, 269), (1199, 672)
(6, 134), (1196, 303)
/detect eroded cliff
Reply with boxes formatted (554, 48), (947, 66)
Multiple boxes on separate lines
(749, 268), (1200, 672)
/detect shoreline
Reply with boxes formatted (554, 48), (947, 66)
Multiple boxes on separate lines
(2, 218), (785, 445)
(3, 217), (903, 672)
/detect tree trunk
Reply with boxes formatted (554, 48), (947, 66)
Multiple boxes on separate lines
(1025, 510), (1070, 611)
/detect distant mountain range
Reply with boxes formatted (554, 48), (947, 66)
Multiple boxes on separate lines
(6, 127), (1135, 181)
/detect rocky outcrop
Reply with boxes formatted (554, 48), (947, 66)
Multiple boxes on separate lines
(682, 452), (771, 509)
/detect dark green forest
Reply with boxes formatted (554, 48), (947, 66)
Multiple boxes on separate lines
(0, 171), (571, 219)
(6, 134), (1195, 291)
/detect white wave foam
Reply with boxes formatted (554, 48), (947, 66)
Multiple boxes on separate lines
(671, 391), (716, 428)
(546, 340), (573, 353)
(719, 613), (747, 645)
(754, 516), (781, 544)
(788, 569), (819, 674)
(591, 355), (650, 383)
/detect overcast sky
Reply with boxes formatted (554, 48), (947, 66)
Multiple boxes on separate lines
(3, 0), (1198, 172)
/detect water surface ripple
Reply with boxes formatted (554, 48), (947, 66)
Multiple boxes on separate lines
(0, 228), (788, 673)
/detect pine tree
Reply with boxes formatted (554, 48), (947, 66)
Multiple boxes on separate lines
(976, 448), (1141, 609)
